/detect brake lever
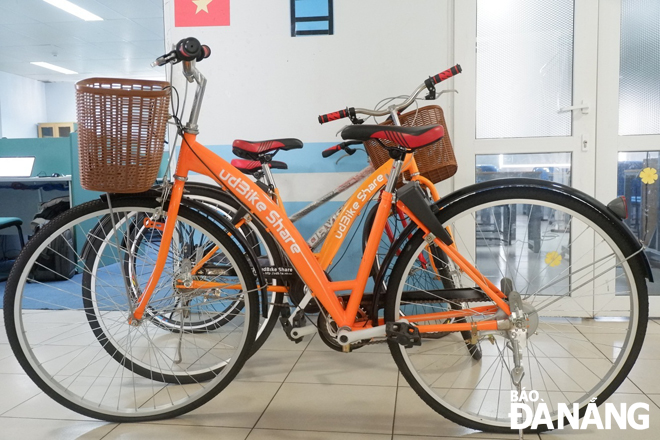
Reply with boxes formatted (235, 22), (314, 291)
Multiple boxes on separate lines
(438, 89), (459, 97)
(151, 51), (177, 68)
(425, 86), (459, 100)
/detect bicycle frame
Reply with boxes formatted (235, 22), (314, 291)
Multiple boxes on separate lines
(131, 131), (511, 338)
(292, 164), (376, 249)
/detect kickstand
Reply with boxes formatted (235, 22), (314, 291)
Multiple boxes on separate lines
(173, 303), (185, 364)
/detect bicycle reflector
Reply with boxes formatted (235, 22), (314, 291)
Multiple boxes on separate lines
(607, 196), (628, 220)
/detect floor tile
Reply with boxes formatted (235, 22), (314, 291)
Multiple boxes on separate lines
(258, 325), (313, 352)
(0, 349), (25, 374)
(393, 386), (507, 438)
(394, 435), (537, 440)
(0, 417), (115, 440)
(647, 394), (660, 409)
(0, 374), (43, 415)
(637, 334), (660, 360)
(256, 382), (396, 434)
(4, 390), (97, 421)
(285, 350), (399, 386)
(154, 381), (281, 428)
(247, 429), (391, 440)
(103, 423), (250, 440)
(236, 348), (302, 382)
(304, 332), (391, 353)
(539, 393), (658, 439)
(0, 343), (15, 360)
(627, 359), (660, 394)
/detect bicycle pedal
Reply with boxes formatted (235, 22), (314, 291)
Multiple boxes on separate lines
(386, 322), (422, 348)
(279, 310), (305, 344)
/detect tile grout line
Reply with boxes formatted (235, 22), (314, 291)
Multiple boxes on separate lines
(243, 333), (315, 439)
(391, 371), (400, 440)
(98, 422), (121, 440)
(0, 387), (44, 418)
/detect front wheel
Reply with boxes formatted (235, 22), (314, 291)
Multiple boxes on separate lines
(385, 184), (648, 433)
(4, 196), (259, 422)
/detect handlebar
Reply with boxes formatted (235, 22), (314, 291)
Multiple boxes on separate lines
(152, 37), (211, 67)
(425, 64), (462, 87)
(321, 141), (361, 158)
(151, 37), (210, 132)
(318, 108), (352, 125)
(318, 64), (461, 124)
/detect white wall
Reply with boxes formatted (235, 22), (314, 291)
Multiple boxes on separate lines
(0, 71), (47, 138)
(45, 82), (77, 123)
(163, 0), (453, 145)
(162, 0), (454, 279)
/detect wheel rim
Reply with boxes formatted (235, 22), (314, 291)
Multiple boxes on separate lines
(9, 204), (254, 419)
(392, 198), (642, 429)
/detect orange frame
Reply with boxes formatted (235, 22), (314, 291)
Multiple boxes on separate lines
(131, 132), (510, 333)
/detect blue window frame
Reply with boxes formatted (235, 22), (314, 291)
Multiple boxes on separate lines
(291, 0), (334, 36)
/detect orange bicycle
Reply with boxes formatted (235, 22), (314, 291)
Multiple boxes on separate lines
(4, 38), (651, 433)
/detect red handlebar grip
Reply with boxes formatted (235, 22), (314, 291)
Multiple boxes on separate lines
(202, 45), (211, 59)
(431, 64), (462, 85)
(322, 144), (342, 158)
(319, 108), (349, 124)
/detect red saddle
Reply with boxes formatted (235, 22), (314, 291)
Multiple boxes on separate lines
(232, 138), (303, 160)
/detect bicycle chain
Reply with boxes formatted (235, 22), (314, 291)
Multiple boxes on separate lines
(269, 293), (492, 347)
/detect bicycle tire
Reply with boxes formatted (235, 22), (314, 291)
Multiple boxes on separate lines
(180, 183), (284, 354)
(4, 196), (259, 422)
(384, 183), (648, 433)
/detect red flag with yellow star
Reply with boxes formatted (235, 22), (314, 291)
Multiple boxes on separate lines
(175, 0), (230, 27)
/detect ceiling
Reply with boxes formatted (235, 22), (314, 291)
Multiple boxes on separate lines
(0, 0), (166, 83)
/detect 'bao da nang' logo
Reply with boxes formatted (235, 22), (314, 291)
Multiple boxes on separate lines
(509, 389), (649, 430)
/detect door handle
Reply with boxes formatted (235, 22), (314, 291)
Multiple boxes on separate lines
(558, 100), (590, 115)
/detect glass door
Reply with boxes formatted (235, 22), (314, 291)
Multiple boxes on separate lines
(453, 1), (602, 317)
(596, 0), (660, 314)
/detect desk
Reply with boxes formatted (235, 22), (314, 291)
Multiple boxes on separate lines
(0, 176), (72, 238)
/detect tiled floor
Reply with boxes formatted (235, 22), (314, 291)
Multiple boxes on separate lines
(2, 319), (660, 440)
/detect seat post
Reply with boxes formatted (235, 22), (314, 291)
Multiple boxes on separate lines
(261, 163), (278, 191)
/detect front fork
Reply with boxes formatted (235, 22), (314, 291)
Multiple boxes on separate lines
(130, 177), (187, 323)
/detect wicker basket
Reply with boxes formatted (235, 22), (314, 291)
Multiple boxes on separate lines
(76, 78), (171, 193)
(363, 105), (457, 186)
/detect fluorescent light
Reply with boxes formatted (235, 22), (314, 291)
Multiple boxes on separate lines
(43, 0), (103, 21)
(31, 62), (78, 75)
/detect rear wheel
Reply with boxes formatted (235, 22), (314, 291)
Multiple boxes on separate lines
(385, 185), (648, 433)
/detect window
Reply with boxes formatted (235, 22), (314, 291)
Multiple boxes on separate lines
(291, 0), (333, 37)
(476, 0), (574, 138)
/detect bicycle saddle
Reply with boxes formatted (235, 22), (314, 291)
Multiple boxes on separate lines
(231, 159), (288, 175)
(232, 138), (303, 160)
(341, 124), (443, 149)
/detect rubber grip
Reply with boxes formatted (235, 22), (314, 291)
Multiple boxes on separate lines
(318, 108), (349, 124)
(322, 144), (342, 158)
(430, 64), (462, 85)
(202, 45), (211, 59)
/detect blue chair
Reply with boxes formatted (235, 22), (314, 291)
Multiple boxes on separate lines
(0, 217), (26, 251)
